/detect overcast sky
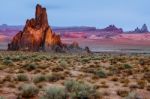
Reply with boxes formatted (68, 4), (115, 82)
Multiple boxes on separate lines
(0, 0), (149, 31)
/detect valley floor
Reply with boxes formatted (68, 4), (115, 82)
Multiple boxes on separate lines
(62, 38), (150, 53)
(0, 51), (149, 99)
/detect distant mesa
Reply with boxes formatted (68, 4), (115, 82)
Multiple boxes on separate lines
(102, 25), (123, 33)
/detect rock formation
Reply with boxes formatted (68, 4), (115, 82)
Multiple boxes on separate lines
(8, 4), (62, 51)
(103, 25), (123, 33)
(141, 24), (149, 33)
(133, 24), (149, 33)
(134, 27), (141, 33)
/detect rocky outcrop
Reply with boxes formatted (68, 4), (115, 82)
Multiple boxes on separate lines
(8, 4), (90, 53)
(133, 24), (149, 33)
(141, 24), (149, 33)
(102, 25), (123, 33)
(134, 27), (141, 33)
(8, 4), (62, 51)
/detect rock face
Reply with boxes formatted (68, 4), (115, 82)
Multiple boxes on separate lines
(8, 4), (62, 51)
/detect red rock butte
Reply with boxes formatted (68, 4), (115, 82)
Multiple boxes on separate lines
(8, 4), (62, 51)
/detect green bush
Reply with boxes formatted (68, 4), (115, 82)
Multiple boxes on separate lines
(2, 59), (13, 66)
(41, 86), (67, 99)
(96, 70), (107, 78)
(4, 56), (11, 60)
(59, 60), (68, 68)
(0, 96), (5, 99)
(33, 57), (41, 62)
(125, 92), (139, 99)
(19, 84), (39, 98)
(23, 63), (37, 71)
(17, 74), (29, 81)
(64, 80), (76, 92)
(65, 80), (98, 99)
(45, 73), (64, 82)
(81, 58), (90, 63)
(33, 74), (46, 83)
(123, 64), (132, 69)
(11, 55), (21, 61)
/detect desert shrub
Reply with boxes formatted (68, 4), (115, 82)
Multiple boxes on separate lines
(123, 64), (132, 69)
(65, 80), (99, 99)
(41, 86), (67, 99)
(125, 92), (141, 99)
(96, 70), (107, 78)
(22, 55), (28, 60)
(0, 96), (5, 99)
(31, 54), (38, 59)
(38, 55), (49, 60)
(115, 56), (127, 63)
(59, 60), (68, 68)
(45, 73), (64, 82)
(81, 58), (90, 63)
(33, 57), (41, 62)
(17, 74), (29, 81)
(110, 58), (117, 65)
(23, 63), (37, 71)
(33, 74), (46, 83)
(2, 59), (13, 66)
(91, 56), (101, 60)
(31, 54), (50, 61)
(52, 56), (58, 60)
(3, 56), (11, 60)
(19, 84), (39, 98)
(11, 55), (22, 61)
(65, 80), (77, 92)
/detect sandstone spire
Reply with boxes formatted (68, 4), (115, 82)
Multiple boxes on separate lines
(8, 4), (62, 51)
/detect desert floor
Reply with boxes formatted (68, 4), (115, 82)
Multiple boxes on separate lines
(0, 51), (150, 99)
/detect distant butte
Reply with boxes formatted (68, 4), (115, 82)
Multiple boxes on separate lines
(8, 4), (62, 51)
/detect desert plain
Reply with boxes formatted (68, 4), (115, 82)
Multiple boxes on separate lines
(0, 51), (149, 99)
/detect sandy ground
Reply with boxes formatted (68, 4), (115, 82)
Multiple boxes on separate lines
(0, 51), (149, 99)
